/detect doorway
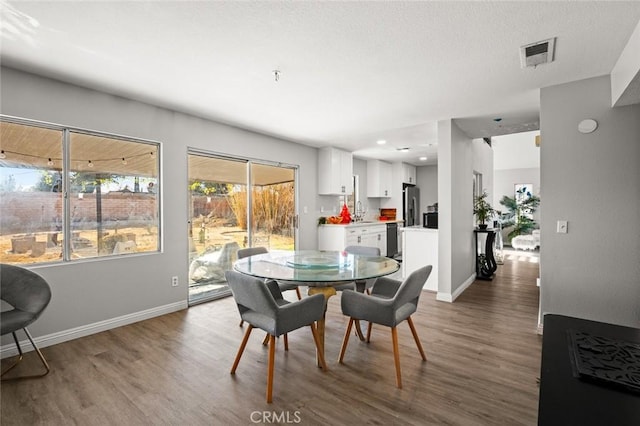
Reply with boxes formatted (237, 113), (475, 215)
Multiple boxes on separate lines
(187, 151), (297, 305)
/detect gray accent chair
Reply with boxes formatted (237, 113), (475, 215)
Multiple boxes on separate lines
(338, 265), (432, 388)
(333, 245), (381, 293)
(334, 245), (382, 341)
(225, 271), (327, 403)
(1, 264), (52, 380)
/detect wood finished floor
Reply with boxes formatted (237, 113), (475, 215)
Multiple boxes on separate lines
(1, 254), (542, 425)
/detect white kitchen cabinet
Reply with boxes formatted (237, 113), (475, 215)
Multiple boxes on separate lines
(402, 163), (417, 184)
(361, 226), (387, 255)
(318, 223), (387, 256)
(318, 147), (353, 195)
(366, 160), (392, 198)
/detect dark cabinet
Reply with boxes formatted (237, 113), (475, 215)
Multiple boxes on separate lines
(386, 222), (398, 258)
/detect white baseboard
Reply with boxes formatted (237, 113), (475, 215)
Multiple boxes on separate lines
(1, 300), (187, 359)
(436, 273), (476, 303)
(436, 292), (453, 302)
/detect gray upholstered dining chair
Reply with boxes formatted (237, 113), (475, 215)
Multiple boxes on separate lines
(338, 265), (432, 388)
(1, 264), (52, 380)
(237, 247), (302, 299)
(236, 246), (301, 329)
(333, 245), (381, 293)
(225, 271), (327, 403)
(334, 245), (382, 341)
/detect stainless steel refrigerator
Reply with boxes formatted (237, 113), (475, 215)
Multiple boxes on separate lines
(403, 183), (420, 227)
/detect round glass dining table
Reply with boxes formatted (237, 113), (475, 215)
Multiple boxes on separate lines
(233, 249), (400, 285)
(234, 250), (400, 365)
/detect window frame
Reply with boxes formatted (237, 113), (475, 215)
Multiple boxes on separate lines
(0, 115), (162, 265)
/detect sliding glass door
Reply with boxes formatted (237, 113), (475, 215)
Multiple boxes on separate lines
(187, 151), (297, 305)
(248, 162), (296, 251)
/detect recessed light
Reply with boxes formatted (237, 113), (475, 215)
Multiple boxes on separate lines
(419, 156), (427, 161)
(376, 140), (387, 145)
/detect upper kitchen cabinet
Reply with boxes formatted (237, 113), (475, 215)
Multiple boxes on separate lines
(367, 159), (392, 198)
(318, 147), (353, 195)
(402, 163), (417, 184)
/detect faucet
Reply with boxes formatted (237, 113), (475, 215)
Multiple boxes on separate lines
(356, 201), (363, 221)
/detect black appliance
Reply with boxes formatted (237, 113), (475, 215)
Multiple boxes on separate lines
(423, 212), (438, 229)
(402, 183), (420, 227)
(386, 222), (398, 258)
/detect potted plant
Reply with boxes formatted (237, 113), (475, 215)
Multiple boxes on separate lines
(499, 188), (540, 240)
(473, 190), (495, 229)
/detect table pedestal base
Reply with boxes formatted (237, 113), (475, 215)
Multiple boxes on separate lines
(307, 286), (337, 367)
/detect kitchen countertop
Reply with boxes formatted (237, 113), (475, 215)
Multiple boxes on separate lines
(319, 220), (403, 228)
(402, 226), (438, 232)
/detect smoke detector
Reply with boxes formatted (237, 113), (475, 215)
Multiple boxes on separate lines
(520, 38), (556, 68)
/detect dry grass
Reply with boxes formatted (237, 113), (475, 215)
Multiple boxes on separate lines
(190, 216), (293, 255)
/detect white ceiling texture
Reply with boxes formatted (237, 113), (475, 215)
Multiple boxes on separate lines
(1, 1), (639, 166)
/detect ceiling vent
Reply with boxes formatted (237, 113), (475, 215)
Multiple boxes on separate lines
(520, 38), (556, 68)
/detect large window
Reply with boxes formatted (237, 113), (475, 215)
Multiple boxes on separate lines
(0, 118), (160, 265)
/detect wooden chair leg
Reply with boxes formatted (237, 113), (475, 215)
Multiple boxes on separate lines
(283, 333), (289, 351)
(262, 333), (270, 346)
(354, 319), (365, 341)
(391, 326), (402, 388)
(407, 316), (427, 361)
(239, 320), (244, 327)
(338, 318), (354, 363)
(294, 287), (302, 300)
(266, 334), (276, 403)
(366, 322), (373, 343)
(231, 325), (253, 374)
(309, 323), (328, 370)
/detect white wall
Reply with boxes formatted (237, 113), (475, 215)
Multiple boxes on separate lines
(437, 120), (493, 302)
(437, 120), (454, 300)
(417, 165), (437, 219)
(472, 138), (494, 204)
(540, 74), (640, 328)
(492, 130), (540, 171)
(449, 131), (475, 293)
(0, 67), (321, 345)
(611, 19), (640, 107)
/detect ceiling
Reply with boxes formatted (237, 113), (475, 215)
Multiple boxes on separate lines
(2, 1), (639, 166)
